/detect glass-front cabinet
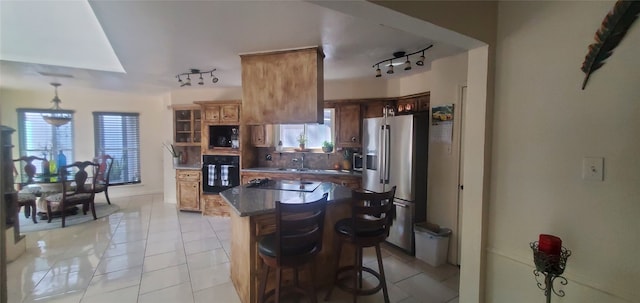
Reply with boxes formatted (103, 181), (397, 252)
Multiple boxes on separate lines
(173, 106), (201, 146)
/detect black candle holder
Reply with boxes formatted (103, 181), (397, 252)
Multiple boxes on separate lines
(530, 241), (571, 303)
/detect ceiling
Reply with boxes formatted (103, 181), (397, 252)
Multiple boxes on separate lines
(0, 0), (465, 94)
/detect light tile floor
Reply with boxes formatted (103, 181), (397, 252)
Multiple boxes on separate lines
(7, 194), (459, 303)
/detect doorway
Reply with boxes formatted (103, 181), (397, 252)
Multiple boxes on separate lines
(456, 85), (467, 265)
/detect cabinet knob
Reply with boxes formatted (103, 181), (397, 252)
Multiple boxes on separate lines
(351, 136), (357, 142)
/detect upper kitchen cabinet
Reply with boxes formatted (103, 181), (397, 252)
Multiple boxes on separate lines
(397, 92), (430, 115)
(335, 103), (361, 148)
(241, 47), (324, 125)
(173, 105), (201, 146)
(251, 125), (274, 147)
(197, 101), (240, 125)
(362, 99), (397, 118)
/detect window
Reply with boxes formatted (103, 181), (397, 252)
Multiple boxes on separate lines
(17, 109), (74, 173)
(93, 112), (141, 185)
(279, 108), (334, 150)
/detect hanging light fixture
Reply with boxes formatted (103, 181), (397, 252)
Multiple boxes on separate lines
(176, 69), (218, 87)
(404, 55), (412, 71)
(416, 50), (426, 66)
(42, 83), (73, 127)
(372, 45), (433, 77)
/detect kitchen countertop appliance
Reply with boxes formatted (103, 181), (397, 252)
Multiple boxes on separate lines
(362, 111), (429, 255)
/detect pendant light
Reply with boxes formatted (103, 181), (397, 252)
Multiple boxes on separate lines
(42, 83), (73, 127)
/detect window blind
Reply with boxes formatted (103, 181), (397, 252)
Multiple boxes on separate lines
(17, 109), (74, 173)
(93, 112), (141, 185)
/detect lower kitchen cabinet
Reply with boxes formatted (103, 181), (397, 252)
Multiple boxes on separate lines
(202, 194), (231, 217)
(176, 170), (201, 212)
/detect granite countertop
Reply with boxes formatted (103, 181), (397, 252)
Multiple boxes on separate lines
(174, 164), (201, 170)
(220, 181), (353, 217)
(242, 167), (362, 176)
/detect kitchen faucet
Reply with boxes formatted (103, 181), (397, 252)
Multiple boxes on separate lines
(291, 153), (306, 170)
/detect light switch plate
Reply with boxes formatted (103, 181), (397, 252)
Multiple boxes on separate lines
(582, 157), (604, 181)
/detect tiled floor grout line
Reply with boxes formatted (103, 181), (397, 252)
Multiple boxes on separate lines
(178, 209), (197, 303)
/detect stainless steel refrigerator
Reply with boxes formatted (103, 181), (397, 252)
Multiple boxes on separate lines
(362, 113), (429, 255)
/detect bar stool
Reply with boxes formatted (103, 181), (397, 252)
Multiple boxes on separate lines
(257, 193), (328, 303)
(324, 186), (396, 303)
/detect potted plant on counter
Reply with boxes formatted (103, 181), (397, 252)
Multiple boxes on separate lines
(322, 141), (334, 153)
(297, 133), (307, 150)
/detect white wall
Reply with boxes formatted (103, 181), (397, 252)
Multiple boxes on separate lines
(0, 86), (166, 199)
(487, 1), (640, 302)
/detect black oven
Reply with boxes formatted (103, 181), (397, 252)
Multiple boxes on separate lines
(202, 155), (240, 193)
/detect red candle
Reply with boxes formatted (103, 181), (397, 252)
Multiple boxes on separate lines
(538, 234), (562, 256)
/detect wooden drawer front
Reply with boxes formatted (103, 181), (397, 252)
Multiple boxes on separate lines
(202, 194), (231, 217)
(177, 170), (201, 181)
(204, 105), (220, 122)
(220, 105), (239, 123)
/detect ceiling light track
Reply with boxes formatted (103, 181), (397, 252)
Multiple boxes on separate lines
(372, 45), (433, 77)
(176, 69), (219, 87)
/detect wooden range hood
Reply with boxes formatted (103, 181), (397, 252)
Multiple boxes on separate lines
(240, 46), (324, 125)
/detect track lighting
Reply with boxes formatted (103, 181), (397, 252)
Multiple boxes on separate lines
(176, 69), (219, 87)
(404, 56), (412, 71)
(372, 45), (433, 77)
(416, 51), (426, 66)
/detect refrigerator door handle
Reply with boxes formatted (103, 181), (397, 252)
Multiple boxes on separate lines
(384, 125), (391, 184)
(393, 201), (409, 208)
(379, 125), (385, 184)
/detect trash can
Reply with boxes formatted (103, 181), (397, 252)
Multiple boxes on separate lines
(414, 222), (452, 267)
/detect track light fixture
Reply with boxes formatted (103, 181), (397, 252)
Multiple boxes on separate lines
(372, 45), (433, 77)
(176, 69), (218, 87)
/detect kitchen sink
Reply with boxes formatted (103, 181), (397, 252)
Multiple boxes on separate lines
(277, 168), (309, 172)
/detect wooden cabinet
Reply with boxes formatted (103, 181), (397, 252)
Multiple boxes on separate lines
(335, 103), (361, 148)
(251, 125), (273, 147)
(397, 92), (430, 115)
(202, 103), (240, 124)
(241, 47), (324, 125)
(176, 170), (201, 211)
(202, 194), (231, 217)
(173, 106), (201, 146)
(362, 99), (396, 118)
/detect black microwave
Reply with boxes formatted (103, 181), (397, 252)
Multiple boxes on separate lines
(208, 125), (239, 149)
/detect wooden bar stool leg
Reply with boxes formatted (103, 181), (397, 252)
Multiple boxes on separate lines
(30, 202), (37, 223)
(258, 265), (269, 303)
(375, 244), (390, 303)
(352, 245), (359, 303)
(324, 237), (342, 301)
(309, 263), (318, 303)
(275, 267), (282, 303)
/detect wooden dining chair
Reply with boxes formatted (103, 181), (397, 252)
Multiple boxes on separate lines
(44, 161), (99, 228)
(257, 193), (329, 303)
(13, 156), (46, 223)
(92, 155), (114, 204)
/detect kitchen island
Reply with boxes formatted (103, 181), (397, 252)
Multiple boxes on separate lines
(220, 180), (355, 303)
